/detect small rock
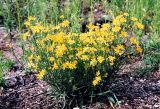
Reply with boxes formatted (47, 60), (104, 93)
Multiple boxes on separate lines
(154, 103), (160, 108)
(151, 86), (156, 91)
(16, 70), (21, 75)
(5, 77), (17, 88)
(139, 79), (146, 83)
(144, 104), (152, 108)
(157, 80), (160, 86)
(8, 88), (13, 92)
(130, 77), (133, 81)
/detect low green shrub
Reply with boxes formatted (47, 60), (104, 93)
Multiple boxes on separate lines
(23, 14), (143, 107)
(0, 51), (15, 86)
(137, 34), (160, 75)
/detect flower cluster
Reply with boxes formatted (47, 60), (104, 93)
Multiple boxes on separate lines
(23, 14), (143, 90)
(92, 71), (102, 86)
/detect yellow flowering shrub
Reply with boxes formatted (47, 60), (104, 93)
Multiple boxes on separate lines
(22, 14), (143, 105)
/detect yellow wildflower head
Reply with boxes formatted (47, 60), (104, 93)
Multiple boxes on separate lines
(49, 57), (55, 62)
(123, 13), (129, 16)
(90, 58), (97, 66)
(108, 56), (116, 65)
(114, 44), (125, 55)
(96, 71), (100, 76)
(24, 21), (30, 27)
(52, 63), (58, 70)
(97, 56), (104, 63)
(120, 31), (127, 37)
(136, 46), (142, 53)
(92, 80), (98, 86)
(22, 32), (30, 41)
(61, 20), (70, 27)
(134, 22), (144, 29)
(37, 69), (46, 80)
(92, 71), (102, 86)
(130, 37), (139, 45)
(131, 17), (138, 21)
(112, 26), (121, 32)
(36, 55), (41, 61)
(60, 15), (64, 19)
(28, 16), (36, 21)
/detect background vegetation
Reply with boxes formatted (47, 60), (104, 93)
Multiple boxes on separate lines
(0, 0), (160, 33)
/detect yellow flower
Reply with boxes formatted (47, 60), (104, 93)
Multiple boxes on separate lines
(102, 23), (110, 30)
(92, 71), (101, 86)
(30, 24), (43, 33)
(108, 56), (116, 65)
(92, 80), (99, 86)
(130, 37), (139, 45)
(120, 31), (127, 37)
(49, 57), (55, 62)
(76, 51), (83, 58)
(134, 22), (144, 29)
(52, 63), (58, 70)
(97, 56), (104, 63)
(112, 26), (121, 32)
(81, 55), (89, 61)
(28, 16), (36, 21)
(90, 58), (97, 66)
(52, 25), (60, 30)
(131, 17), (138, 21)
(114, 45), (125, 55)
(117, 44), (124, 50)
(55, 44), (67, 57)
(95, 76), (101, 82)
(68, 61), (77, 69)
(123, 13), (129, 16)
(113, 19), (120, 26)
(24, 21), (30, 27)
(87, 23), (95, 30)
(28, 55), (34, 61)
(96, 71), (100, 76)
(68, 39), (75, 45)
(35, 55), (41, 61)
(61, 20), (70, 27)
(22, 32), (30, 40)
(119, 17), (126, 23)
(62, 62), (69, 70)
(136, 46), (142, 53)
(60, 15), (64, 19)
(37, 69), (46, 80)
(27, 62), (34, 68)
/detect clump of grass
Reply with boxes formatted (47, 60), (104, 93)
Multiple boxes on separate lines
(0, 51), (4, 86)
(0, 51), (15, 87)
(137, 33), (160, 76)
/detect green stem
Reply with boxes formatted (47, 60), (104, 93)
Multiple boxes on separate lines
(15, 0), (21, 32)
